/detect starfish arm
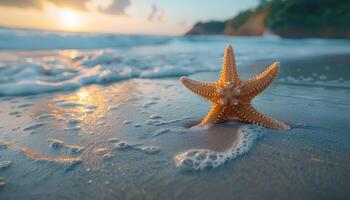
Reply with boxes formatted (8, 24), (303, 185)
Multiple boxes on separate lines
(234, 103), (290, 130)
(199, 104), (225, 126)
(219, 45), (240, 85)
(180, 77), (217, 102)
(239, 62), (279, 99)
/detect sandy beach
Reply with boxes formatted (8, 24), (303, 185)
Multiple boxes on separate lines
(0, 0), (350, 199)
(1, 51), (349, 199)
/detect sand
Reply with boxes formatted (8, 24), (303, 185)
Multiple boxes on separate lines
(0, 55), (349, 200)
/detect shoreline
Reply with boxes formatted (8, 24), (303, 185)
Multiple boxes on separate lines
(0, 41), (349, 199)
(0, 52), (349, 97)
(0, 55), (349, 199)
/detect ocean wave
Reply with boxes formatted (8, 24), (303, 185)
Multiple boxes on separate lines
(0, 27), (172, 50)
(0, 50), (217, 96)
(1, 27), (350, 96)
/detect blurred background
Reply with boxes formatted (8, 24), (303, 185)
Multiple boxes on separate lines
(0, 0), (349, 38)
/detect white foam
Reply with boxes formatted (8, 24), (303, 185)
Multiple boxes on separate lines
(67, 145), (85, 155)
(123, 120), (132, 125)
(145, 119), (158, 125)
(149, 114), (162, 119)
(111, 141), (131, 151)
(1, 30), (350, 97)
(102, 152), (113, 160)
(108, 104), (120, 111)
(0, 177), (5, 187)
(0, 161), (12, 170)
(139, 146), (160, 154)
(174, 125), (264, 171)
(64, 127), (81, 131)
(48, 138), (64, 149)
(107, 138), (120, 143)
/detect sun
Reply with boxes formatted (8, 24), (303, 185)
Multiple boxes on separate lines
(59, 9), (80, 29)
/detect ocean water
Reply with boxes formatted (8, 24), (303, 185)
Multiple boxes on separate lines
(1, 27), (350, 96)
(0, 28), (350, 200)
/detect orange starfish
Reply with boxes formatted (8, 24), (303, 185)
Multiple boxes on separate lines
(180, 44), (290, 130)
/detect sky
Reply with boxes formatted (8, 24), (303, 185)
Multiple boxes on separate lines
(0, 0), (259, 35)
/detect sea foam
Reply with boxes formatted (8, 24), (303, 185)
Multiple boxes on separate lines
(174, 125), (264, 171)
(1, 29), (350, 96)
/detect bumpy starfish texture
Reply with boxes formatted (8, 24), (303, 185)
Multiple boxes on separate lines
(180, 44), (290, 130)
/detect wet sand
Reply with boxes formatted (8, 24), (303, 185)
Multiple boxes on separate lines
(0, 55), (349, 200)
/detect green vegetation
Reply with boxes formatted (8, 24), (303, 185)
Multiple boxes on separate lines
(186, 0), (350, 38)
(264, 0), (350, 38)
(187, 21), (226, 35)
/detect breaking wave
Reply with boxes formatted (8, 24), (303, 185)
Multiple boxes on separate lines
(1, 27), (350, 96)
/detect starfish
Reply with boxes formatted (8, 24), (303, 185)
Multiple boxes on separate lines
(180, 44), (290, 130)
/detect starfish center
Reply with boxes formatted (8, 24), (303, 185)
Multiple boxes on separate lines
(217, 82), (241, 105)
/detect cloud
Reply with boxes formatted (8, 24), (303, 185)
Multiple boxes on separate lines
(102, 0), (130, 14)
(157, 10), (165, 22)
(0, 0), (40, 9)
(0, 0), (130, 15)
(147, 4), (165, 22)
(147, 4), (158, 22)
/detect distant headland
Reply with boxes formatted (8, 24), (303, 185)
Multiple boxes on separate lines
(185, 0), (350, 39)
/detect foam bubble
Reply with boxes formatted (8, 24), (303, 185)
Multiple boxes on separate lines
(0, 161), (12, 170)
(67, 145), (85, 155)
(123, 120), (132, 125)
(64, 127), (81, 131)
(48, 138), (64, 149)
(140, 146), (160, 154)
(102, 152), (113, 160)
(319, 75), (327, 81)
(94, 148), (109, 156)
(149, 114), (162, 119)
(0, 141), (11, 150)
(0, 177), (5, 187)
(108, 104), (120, 111)
(104, 180), (110, 185)
(174, 125), (264, 171)
(111, 141), (131, 151)
(23, 122), (46, 131)
(142, 101), (157, 108)
(97, 121), (106, 126)
(145, 119), (158, 125)
(107, 138), (120, 143)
